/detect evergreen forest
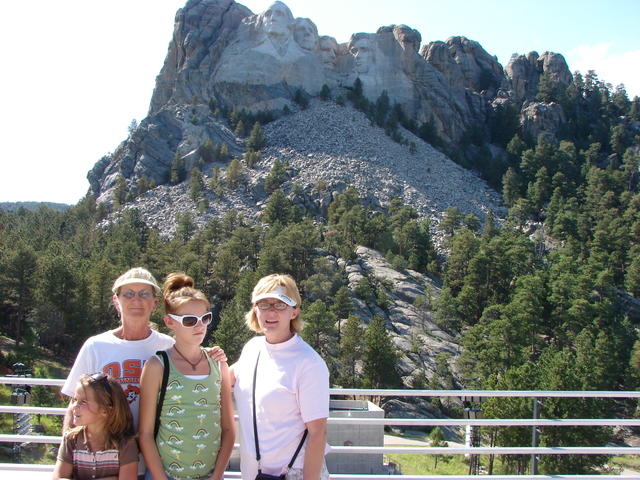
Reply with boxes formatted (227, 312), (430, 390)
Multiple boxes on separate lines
(1, 70), (639, 474)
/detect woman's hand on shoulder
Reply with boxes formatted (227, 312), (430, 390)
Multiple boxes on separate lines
(205, 345), (227, 363)
(143, 354), (164, 373)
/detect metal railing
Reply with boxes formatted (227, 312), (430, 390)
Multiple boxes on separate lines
(1, 377), (640, 478)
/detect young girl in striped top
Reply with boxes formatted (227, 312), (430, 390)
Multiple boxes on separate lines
(53, 372), (138, 479)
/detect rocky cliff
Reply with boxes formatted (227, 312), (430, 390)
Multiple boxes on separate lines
(87, 0), (573, 216)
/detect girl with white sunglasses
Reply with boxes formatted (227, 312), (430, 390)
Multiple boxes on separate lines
(138, 273), (235, 480)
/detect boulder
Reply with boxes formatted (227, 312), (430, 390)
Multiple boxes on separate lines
(505, 51), (572, 104)
(520, 101), (566, 143)
(423, 36), (504, 95)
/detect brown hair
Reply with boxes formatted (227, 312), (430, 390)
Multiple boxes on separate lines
(68, 374), (134, 448)
(245, 274), (303, 334)
(163, 273), (210, 314)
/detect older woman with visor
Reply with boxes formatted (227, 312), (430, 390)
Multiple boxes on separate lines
(231, 274), (330, 480)
(61, 268), (175, 479)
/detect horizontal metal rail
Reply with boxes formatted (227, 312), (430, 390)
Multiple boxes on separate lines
(3, 406), (639, 428)
(3, 379), (640, 477)
(330, 445), (640, 455)
(0, 406), (67, 415)
(0, 434), (62, 444)
(0, 377), (65, 387)
(328, 417), (640, 427)
(325, 476), (640, 480)
(2, 433), (639, 456)
(332, 388), (640, 398)
(1, 465), (639, 480)
(3, 377), (640, 398)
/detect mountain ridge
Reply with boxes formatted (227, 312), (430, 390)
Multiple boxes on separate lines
(0, 201), (71, 212)
(87, 0), (572, 230)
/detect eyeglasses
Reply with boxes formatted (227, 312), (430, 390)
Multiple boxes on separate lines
(88, 372), (112, 397)
(120, 289), (154, 300)
(255, 301), (289, 311)
(167, 312), (213, 328)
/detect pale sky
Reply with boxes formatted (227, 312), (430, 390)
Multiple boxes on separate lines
(1, 0), (638, 204)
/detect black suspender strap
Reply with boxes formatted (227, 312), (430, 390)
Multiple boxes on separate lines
(154, 350), (170, 439)
(288, 430), (308, 469)
(252, 349), (308, 474)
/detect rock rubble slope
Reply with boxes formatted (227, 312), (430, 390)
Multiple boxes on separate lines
(114, 100), (506, 242)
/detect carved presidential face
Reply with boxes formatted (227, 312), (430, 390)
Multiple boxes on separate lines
(259, 1), (294, 38)
(293, 18), (318, 51)
(319, 36), (338, 67)
(350, 35), (374, 74)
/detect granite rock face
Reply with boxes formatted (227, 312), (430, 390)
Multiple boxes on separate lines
(520, 101), (567, 142)
(88, 0), (573, 216)
(348, 246), (458, 385)
(505, 51), (572, 104)
(423, 36), (505, 95)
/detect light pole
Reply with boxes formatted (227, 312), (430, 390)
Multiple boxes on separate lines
(463, 396), (483, 475)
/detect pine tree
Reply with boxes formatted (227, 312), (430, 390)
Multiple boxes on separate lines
(294, 88), (309, 109)
(502, 167), (522, 207)
(331, 286), (353, 336)
(175, 212), (196, 244)
(261, 189), (291, 225)
(338, 314), (363, 387)
(189, 167), (204, 202)
(264, 159), (287, 193)
(2, 246), (37, 347)
(112, 175), (128, 210)
(234, 119), (246, 136)
(247, 121), (266, 151)
(506, 134), (527, 159)
(363, 314), (398, 389)
(170, 153), (186, 184)
(439, 207), (464, 237)
(301, 300), (337, 363)
(215, 299), (255, 364)
(199, 139), (214, 163)
(219, 143), (229, 162)
(136, 175), (149, 197)
(226, 158), (242, 189)
(428, 427), (451, 468)
(320, 84), (331, 101)
(245, 149), (260, 168)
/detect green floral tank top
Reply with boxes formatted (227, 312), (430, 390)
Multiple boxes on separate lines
(156, 349), (222, 480)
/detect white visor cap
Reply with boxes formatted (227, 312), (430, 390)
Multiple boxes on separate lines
(252, 285), (297, 307)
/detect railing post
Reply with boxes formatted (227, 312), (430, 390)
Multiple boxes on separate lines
(531, 396), (541, 475)
(7, 363), (32, 462)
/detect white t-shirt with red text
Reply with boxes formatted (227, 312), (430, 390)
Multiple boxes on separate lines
(61, 329), (174, 429)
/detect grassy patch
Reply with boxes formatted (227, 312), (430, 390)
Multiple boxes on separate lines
(385, 452), (470, 474)
(610, 455), (640, 470)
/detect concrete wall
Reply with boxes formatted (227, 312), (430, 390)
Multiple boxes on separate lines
(229, 399), (386, 474)
(326, 399), (385, 474)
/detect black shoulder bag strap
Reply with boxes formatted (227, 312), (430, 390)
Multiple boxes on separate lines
(154, 350), (170, 439)
(253, 350), (308, 476)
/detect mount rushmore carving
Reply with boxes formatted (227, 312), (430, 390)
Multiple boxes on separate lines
(89, 0), (572, 203)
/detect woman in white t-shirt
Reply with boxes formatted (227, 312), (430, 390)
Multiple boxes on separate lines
(231, 274), (330, 480)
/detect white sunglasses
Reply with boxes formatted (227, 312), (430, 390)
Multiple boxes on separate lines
(167, 312), (213, 328)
